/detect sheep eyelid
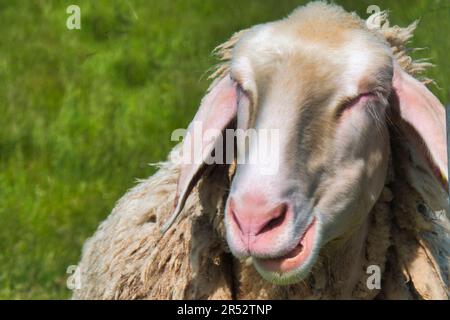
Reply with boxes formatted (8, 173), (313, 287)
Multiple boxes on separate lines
(236, 82), (243, 99)
(335, 92), (377, 117)
(235, 81), (254, 106)
(230, 70), (255, 106)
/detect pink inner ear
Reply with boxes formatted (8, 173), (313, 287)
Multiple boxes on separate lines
(392, 64), (448, 188)
(161, 75), (238, 232)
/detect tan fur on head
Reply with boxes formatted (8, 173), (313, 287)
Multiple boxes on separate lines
(211, 4), (432, 83)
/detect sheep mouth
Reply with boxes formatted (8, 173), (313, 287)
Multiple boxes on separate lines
(252, 218), (318, 284)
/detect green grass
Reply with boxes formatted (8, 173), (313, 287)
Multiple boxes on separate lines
(0, 0), (448, 299)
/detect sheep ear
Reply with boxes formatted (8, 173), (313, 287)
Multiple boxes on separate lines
(391, 63), (449, 215)
(161, 75), (238, 233)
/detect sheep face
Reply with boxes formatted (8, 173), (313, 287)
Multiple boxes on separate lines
(166, 2), (448, 286)
(223, 15), (394, 285)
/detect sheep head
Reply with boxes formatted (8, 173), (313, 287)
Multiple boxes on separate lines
(163, 2), (448, 285)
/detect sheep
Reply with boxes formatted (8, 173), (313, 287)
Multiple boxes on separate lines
(72, 2), (450, 300)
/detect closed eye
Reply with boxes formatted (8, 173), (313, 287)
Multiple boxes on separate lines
(234, 80), (253, 130)
(236, 82), (245, 103)
(336, 92), (377, 117)
(235, 80), (253, 105)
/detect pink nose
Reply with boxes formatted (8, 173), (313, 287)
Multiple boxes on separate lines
(227, 193), (290, 253)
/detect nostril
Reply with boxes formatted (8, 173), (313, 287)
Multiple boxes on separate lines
(256, 203), (288, 236)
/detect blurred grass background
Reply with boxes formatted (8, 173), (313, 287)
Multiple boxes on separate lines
(0, 0), (448, 299)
